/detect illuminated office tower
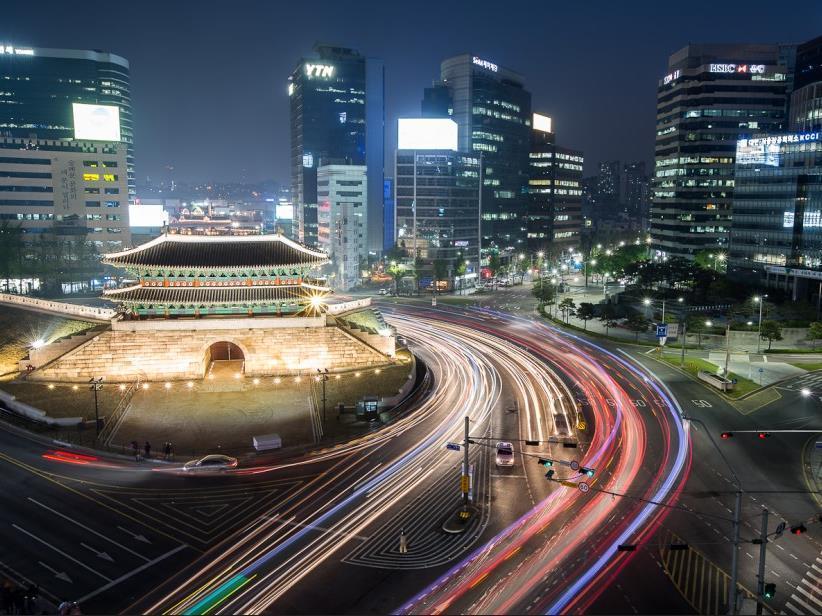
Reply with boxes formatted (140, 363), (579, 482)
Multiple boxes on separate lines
(394, 118), (480, 290)
(651, 44), (792, 259)
(0, 44), (134, 198)
(289, 44), (384, 252)
(422, 54), (532, 254)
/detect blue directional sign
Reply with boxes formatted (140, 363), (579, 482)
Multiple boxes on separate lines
(445, 442), (461, 451)
(656, 324), (668, 338)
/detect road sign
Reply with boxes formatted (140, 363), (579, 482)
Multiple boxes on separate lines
(758, 367), (764, 373)
(569, 460), (580, 471)
(577, 420), (587, 431)
(656, 324), (668, 338)
(446, 442), (461, 451)
(461, 475), (470, 493)
(578, 481), (590, 493)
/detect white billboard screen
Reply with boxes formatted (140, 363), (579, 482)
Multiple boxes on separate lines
(533, 113), (552, 133)
(73, 103), (121, 141)
(397, 118), (458, 151)
(128, 203), (168, 227)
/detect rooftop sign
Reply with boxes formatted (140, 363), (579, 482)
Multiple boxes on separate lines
(533, 113), (553, 134)
(397, 118), (458, 151)
(709, 63), (766, 74)
(305, 63), (334, 78)
(472, 56), (498, 72)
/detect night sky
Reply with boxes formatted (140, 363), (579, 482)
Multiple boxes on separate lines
(5, 0), (821, 184)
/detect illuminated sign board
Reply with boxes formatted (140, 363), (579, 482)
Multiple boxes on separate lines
(0, 45), (34, 55)
(397, 118), (458, 151)
(709, 63), (766, 74)
(663, 69), (681, 85)
(737, 132), (820, 167)
(784, 211), (822, 229)
(288, 83), (294, 96)
(533, 113), (552, 134)
(72, 103), (121, 141)
(472, 56), (498, 72)
(304, 63), (334, 78)
(128, 203), (167, 228)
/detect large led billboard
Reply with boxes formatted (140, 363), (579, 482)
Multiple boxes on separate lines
(73, 103), (121, 141)
(533, 113), (552, 134)
(128, 203), (168, 227)
(397, 118), (458, 151)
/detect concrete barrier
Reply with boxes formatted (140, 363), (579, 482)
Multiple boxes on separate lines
(0, 389), (83, 426)
(326, 297), (372, 315)
(698, 370), (735, 392)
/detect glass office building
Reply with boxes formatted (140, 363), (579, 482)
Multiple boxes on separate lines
(423, 54), (531, 255)
(289, 44), (384, 252)
(651, 44), (792, 259)
(0, 45), (134, 199)
(790, 36), (822, 132)
(730, 131), (822, 300)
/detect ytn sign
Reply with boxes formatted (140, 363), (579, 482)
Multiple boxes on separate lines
(305, 63), (334, 78)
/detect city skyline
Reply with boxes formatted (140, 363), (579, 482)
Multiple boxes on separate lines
(5, 0), (820, 184)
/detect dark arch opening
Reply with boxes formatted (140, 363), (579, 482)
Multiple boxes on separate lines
(207, 341), (244, 361)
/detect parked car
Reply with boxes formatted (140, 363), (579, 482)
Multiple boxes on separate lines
(495, 442), (515, 467)
(378, 288), (389, 295)
(182, 454), (238, 473)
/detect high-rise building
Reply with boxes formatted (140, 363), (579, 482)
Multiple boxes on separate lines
(651, 44), (792, 259)
(422, 54), (532, 254)
(623, 161), (650, 230)
(383, 177), (394, 252)
(0, 44), (134, 199)
(790, 36), (822, 131)
(394, 118), (480, 288)
(597, 161), (621, 217)
(288, 44), (384, 253)
(527, 113), (584, 254)
(317, 164), (367, 291)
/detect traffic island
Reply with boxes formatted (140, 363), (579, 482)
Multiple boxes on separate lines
(442, 505), (480, 534)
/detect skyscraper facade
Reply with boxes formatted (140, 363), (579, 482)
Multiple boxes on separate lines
(527, 113), (584, 253)
(651, 44), (792, 259)
(597, 160), (621, 217)
(790, 36), (822, 131)
(422, 54), (532, 254)
(288, 44), (384, 253)
(623, 161), (650, 230)
(0, 44), (134, 199)
(394, 118), (480, 285)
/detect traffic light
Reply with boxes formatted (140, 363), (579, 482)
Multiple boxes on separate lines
(764, 583), (776, 599)
(545, 469), (555, 480)
(581, 467), (595, 477)
(790, 524), (807, 535)
(758, 432), (771, 439)
(538, 457), (554, 467)
(721, 431), (734, 439)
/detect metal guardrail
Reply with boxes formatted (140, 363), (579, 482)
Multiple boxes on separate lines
(98, 375), (141, 447)
(0, 292), (116, 321)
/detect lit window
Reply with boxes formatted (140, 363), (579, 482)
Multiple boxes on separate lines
(83, 173), (99, 181)
(103, 173), (117, 182)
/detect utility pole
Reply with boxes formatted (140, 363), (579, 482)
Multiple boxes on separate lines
(317, 369), (329, 426)
(755, 508), (769, 615)
(724, 320), (732, 378)
(680, 317), (688, 367)
(462, 415), (470, 510)
(730, 489), (742, 614)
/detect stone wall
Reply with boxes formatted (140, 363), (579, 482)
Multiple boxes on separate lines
(29, 324), (392, 382)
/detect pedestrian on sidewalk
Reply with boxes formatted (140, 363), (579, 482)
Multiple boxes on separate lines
(131, 440), (140, 461)
(144, 440), (151, 459)
(399, 528), (408, 554)
(164, 441), (173, 460)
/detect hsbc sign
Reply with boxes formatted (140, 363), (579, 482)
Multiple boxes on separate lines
(709, 63), (766, 74)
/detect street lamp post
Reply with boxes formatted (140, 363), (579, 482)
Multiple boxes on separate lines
(754, 295), (768, 354)
(317, 368), (329, 426)
(88, 377), (103, 439)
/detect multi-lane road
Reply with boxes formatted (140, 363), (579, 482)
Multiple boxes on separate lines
(0, 292), (815, 614)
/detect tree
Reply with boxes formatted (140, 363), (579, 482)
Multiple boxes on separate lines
(388, 261), (404, 295)
(558, 298), (576, 324)
(599, 303), (618, 336)
(808, 322), (822, 350)
(433, 259), (449, 294)
(488, 253), (501, 284)
(686, 314), (707, 348)
(626, 314), (650, 342)
(532, 278), (556, 309)
(577, 302), (595, 330)
(760, 320), (783, 351)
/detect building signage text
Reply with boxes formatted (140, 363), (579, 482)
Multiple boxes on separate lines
(663, 69), (681, 85)
(472, 56), (498, 72)
(709, 63), (766, 74)
(739, 132), (820, 148)
(304, 63), (334, 78)
(0, 45), (34, 56)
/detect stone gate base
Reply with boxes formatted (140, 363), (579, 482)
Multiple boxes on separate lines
(28, 316), (393, 382)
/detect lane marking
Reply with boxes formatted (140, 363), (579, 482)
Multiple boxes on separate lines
(28, 497), (150, 562)
(12, 523), (112, 581)
(76, 544), (189, 605)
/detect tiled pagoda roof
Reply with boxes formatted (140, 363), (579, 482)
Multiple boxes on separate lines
(102, 234), (329, 270)
(103, 284), (330, 305)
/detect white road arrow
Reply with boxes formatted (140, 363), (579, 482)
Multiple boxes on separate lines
(117, 525), (151, 544)
(38, 561), (72, 584)
(81, 542), (115, 562)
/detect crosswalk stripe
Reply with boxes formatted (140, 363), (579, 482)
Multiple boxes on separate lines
(800, 577), (822, 597)
(785, 600), (804, 614)
(796, 585), (822, 609)
(790, 592), (818, 613)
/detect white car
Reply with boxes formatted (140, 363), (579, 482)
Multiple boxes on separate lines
(495, 442), (515, 467)
(182, 454), (238, 473)
(378, 288), (388, 295)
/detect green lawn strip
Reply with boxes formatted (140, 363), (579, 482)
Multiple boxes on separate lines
(657, 354), (760, 399)
(786, 362), (822, 371)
